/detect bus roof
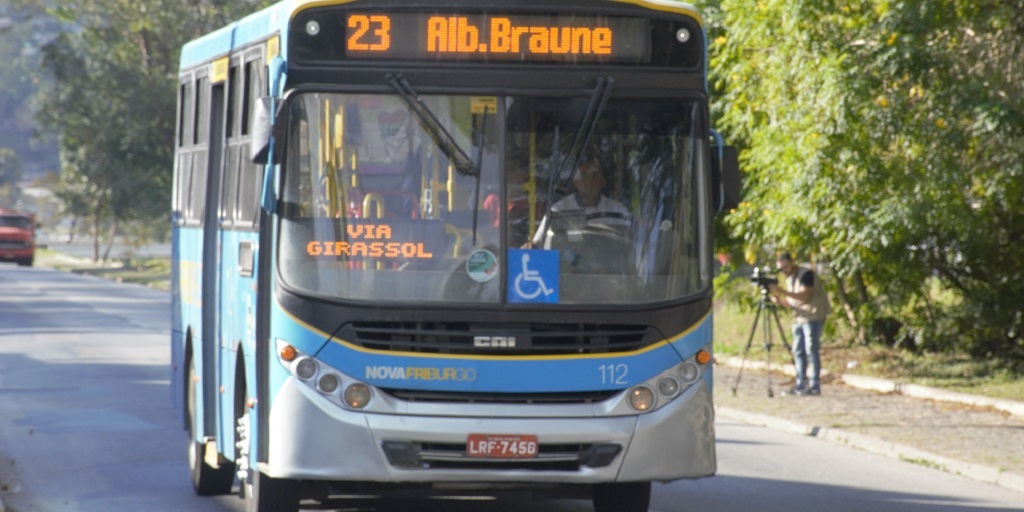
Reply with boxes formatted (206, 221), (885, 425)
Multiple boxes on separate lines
(179, 0), (701, 70)
(179, 0), (295, 69)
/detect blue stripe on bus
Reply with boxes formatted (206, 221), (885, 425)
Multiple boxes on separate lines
(272, 300), (711, 393)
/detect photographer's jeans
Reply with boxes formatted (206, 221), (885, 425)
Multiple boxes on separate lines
(792, 320), (823, 391)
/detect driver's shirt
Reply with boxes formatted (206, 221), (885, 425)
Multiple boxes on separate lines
(532, 194), (632, 246)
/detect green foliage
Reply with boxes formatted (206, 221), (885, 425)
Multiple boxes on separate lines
(0, 148), (21, 186)
(706, 0), (1024, 357)
(0, 2), (61, 177)
(0, 148), (23, 205)
(33, 0), (273, 256)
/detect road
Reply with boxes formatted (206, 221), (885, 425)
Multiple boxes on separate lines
(0, 264), (1021, 511)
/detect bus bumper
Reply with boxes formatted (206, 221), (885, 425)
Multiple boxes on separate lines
(265, 377), (716, 484)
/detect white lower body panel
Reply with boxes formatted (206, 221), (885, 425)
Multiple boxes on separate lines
(265, 377), (715, 484)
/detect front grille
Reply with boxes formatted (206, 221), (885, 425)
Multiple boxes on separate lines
(382, 441), (622, 471)
(339, 321), (653, 356)
(381, 388), (619, 404)
(0, 241), (28, 250)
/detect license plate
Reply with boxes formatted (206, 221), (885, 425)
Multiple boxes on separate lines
(466, 433), (538, 459)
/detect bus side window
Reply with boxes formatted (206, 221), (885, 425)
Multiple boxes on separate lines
(174, 78), (195, 219)
(239, 56), (265, 229)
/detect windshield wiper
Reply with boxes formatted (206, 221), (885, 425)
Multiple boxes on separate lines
(539, 76), (614, 247)
(386, 74), (479, 177)
(470, 107), (490, 245)
(553, 76), (614, 197)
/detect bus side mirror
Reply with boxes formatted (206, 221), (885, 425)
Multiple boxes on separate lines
(251, 97), (275, 164)
(711, 145), (740, 213)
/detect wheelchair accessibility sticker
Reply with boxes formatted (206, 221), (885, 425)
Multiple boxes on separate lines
(508, 249), (558, 303)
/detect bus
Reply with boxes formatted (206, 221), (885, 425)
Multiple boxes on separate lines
(170, 1), (739, 511)
(0, 209), (36, 267)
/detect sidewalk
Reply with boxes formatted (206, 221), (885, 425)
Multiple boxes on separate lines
(714, 360), (1024, 495)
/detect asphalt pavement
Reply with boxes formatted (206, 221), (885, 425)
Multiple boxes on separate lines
(4, 254), (1022, 510)
(714, 359), (1024, 496)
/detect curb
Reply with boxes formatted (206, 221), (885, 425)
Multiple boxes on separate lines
(717, 406), (1024, 495)
(841, 374), (1024, 418)
(717, 355), (830, 379)
(717, 356), (1024, 419)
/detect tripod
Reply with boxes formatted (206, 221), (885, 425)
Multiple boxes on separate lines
(730, 286), (793, 398)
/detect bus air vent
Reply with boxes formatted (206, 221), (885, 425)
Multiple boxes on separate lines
(340, 322), (653, 355)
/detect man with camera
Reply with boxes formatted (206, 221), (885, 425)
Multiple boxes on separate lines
(769, 252), (831, 396)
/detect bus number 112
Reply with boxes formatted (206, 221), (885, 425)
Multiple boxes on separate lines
(599, 364), (628, 385)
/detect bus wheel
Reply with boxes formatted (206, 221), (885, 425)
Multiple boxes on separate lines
(236, 406), (299, 512)
(592, 481), (651, 512)
(186, 358), (235, 495)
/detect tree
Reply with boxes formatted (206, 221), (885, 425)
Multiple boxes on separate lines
(709, 0), (1024, 357)
(0, 147), (23, 206)
(0, 2), (60, 179)
(34, 0), (273, 260)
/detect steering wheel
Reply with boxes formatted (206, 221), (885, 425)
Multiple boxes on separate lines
(546, 219), (634, 275)
(578, 221), (630, 244)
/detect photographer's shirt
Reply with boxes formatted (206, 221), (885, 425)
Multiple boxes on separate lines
(792, 269), (814, 289)
(785, 268), (830, 323)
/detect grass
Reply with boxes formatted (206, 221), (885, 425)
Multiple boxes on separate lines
(36, 248), (171, 291)
(713, 300), (1024, 402)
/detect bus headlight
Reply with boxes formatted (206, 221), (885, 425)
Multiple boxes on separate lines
(344, 383), (372, 409)
(678, 361), (701, 384)
(658, 376), (681, 397)
(317, 373), (340, 393)
(295, 357), (318, 380)
(627, 386), (656, 411)
(612, 345), (712, 415)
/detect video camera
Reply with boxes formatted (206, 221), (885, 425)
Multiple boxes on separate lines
(750, 266), (779, 289)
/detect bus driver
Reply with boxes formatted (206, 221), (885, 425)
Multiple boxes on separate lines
(529, 160), (631, 248)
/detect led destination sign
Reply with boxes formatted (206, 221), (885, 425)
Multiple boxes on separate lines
(306, 12), (651, 64)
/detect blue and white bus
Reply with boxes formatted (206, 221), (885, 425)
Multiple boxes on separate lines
(171, 1), (739, 510)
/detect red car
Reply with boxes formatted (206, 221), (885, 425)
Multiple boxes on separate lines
(0, 209), (36, 266)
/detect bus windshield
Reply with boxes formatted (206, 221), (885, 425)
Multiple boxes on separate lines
(278, 92), (708, 305)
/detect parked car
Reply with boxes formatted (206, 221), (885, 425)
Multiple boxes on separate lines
(0, 209), (36, 266)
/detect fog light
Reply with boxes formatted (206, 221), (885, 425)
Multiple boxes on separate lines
(627, 386), (656, 411)
(295, 358), (317, 380)
(658, 377), (680, 397)
(679, 361), (700, 384)
(318, 373), (340, 393)
(344, 383), (372, 409)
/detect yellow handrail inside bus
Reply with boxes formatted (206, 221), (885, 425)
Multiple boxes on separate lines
(362, 193), (385, 219)
(362, 193), (385, 269)
(444, 224), (463, 258)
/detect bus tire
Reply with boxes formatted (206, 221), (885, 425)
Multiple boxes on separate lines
(244, 469), (299, 512)
(187, 357), (235, 495)
(592, 481), (651, 512)
(236, 400), (299, 512)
